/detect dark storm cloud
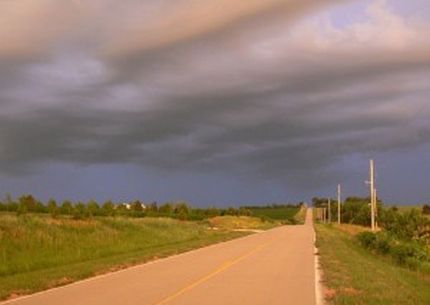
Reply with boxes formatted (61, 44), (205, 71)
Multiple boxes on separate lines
(1, 0), (430, 189)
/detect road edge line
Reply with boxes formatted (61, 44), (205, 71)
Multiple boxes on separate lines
(313, 223), (324, 305)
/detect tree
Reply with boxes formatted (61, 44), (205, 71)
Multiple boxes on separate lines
(159, 203), (173, 214)
(423, 204), (430, 215)
(73, 202), (88, 219)
(102, 201), (116, 216)
(147, 202), (158, 212)
(60, 200), (73, 215)
(341, 196), (383, 226)
(224, 207), (239, 216)
(239, 207), (252, 216)
(174, 202), (190, 220)
(131, 200), (144, 212)
(174, 202), (189, 215)
(17, 195), (38, 215)
(205, 207), (220, 218)
(312, 197), (329, 208)
(47, 199), (58, 218)
(87, 200), (100, 217)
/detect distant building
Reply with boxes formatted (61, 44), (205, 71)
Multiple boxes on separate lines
(116, 202), (146, 210)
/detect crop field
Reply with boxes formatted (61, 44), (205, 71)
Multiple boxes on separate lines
(0, 213), (266, 300)
(392, 205), (423, 213)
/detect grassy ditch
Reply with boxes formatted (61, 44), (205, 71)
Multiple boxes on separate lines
(315, 224), (430, 305)
(0, 214), (257, 300)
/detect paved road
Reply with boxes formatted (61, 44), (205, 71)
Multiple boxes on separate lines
(3, 209), (317, 305)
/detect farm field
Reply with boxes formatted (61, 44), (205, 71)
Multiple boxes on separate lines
(389, 205), (424, 212)
(246, 206), (302, 222)
(0, 213), (269, 300)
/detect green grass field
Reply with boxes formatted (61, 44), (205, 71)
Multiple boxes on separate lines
(0, 213), (260, 300)
(247, 206), (300, 221)
(316, 224), (430, 305)
(391, 205), (423, 212)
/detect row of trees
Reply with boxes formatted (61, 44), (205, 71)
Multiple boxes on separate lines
(313, 196), (383, 226)
(313, 196), (430, 244)
(0, 195), (258, 220)
(313, 196), (430, 226)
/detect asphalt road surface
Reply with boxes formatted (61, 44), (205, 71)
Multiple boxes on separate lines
(3, 209), (317, 305)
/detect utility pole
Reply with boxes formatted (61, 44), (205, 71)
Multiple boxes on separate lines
(374, 188), (378, 229)
(370, 159), (376, 231)
(328, 198), (331, 223)
(337, 184), (341, 225)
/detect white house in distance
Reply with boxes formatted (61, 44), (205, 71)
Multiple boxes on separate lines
(116, 202), (146, 210)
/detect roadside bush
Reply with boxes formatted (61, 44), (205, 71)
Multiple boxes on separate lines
(380, 209), (430, 244)
(423, 204), (430, 215)
(374, 234), (391, 254)
(357, 231), (430, 270)
(357, 231), (377, 248)
(390, 242), (428, 266)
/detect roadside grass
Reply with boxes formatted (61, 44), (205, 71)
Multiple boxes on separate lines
(247, 206), (300, 221)
(0, 214), (252, 300)
(207, 215), (279, 231)
(316, 224), (430, 305)
(293, 206), (307, 224)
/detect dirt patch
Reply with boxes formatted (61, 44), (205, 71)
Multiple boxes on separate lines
(324, 288), (337, 300)
(48, 276), (73, 288)
(7, 290), (29, 300)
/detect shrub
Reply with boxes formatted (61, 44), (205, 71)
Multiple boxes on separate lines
(380, 209), (430, 244)
(374, 234), (391, 254)
(357, 231), (377, 248)
(423, 204), (430, 215)
(357, 231), (430, 270)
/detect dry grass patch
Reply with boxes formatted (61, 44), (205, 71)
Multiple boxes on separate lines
(207, 216), (278, 231)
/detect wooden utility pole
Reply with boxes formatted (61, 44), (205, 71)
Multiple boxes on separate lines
(337, 184), (341, 225)
(328, 198), (331, 223)
(370, 159), (376, 231)
(374, 188), (378, 229)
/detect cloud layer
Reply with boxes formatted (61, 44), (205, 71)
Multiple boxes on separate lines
(1, 0), (430, 191)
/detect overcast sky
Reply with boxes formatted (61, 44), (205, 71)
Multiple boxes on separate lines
(0, 0), (429, 206)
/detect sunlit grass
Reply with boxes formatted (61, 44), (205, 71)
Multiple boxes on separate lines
(247, 206), (300, 221)
(207, 215), (279, 230)
(316, 224), (430, 305)
(0, 214), (250, 300)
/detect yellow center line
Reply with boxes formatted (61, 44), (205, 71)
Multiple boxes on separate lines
(154, 242), (271, 305)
